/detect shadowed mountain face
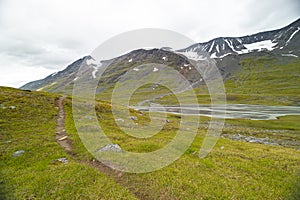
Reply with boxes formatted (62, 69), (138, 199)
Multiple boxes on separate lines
(21, 18), (300, 94)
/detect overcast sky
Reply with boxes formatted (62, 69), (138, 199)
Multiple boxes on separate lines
(0, 0), (299, 87)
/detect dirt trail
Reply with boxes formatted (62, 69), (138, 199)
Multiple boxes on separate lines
(55, 96), (73, 153)
(54, 96), (124, 175)
(53, 96), (172, 199)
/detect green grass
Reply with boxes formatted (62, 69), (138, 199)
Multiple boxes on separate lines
(154, 57), (300, 106)
(226, 57), (300, 95)
(220, 115), (300, 150)
(224, 57), (300, 105)
(1, 54), (300, 199)
(64, 98), (180, 155)
(63, 96), (300, 199)
(0, 87), (136, 199)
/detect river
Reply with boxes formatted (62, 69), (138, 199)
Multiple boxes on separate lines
(132, 104), (300, 120)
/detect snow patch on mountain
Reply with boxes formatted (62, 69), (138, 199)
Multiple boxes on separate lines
(209, 41), (215, 52)
(224, 39), (234, 50)
(282, 54), (298, 58)
(219, 53), (233, 58)
(92, 67), (98, 79)
(286, 27), (300, 44)
(210, 52), (217, 58)
(153, 67), (159, 72)
(243, 40), (277, 52)
(176, 51), (207, 61)
(91, 63), (103, 79)
(86, 58), (98, 65)
(216, 44), (220, 53)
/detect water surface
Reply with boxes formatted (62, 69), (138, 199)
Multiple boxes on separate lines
(132, 104), (300, 120)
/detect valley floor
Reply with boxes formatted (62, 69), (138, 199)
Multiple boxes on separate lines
(1, 87), (300, 199)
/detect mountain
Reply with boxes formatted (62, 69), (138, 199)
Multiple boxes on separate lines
(178, 18), (300, 58)
(21, 18), (300, 95)
(20, 49), (206, 94)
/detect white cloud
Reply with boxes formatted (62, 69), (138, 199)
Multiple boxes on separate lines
(0, 58), (57, 87)
(0, 0), (299, 87)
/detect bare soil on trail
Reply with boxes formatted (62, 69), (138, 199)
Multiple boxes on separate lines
(55, 96), (73, 153)
(54, 97), (150, 199)
(54, 96), (124, 176)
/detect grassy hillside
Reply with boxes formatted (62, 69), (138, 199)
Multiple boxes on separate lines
(31, 54), (300, 107)
(0, 87), (136, 199)
(155, 56), (300, 106)
(225, 56), (300, 105)
(1, 75), (300, 199)
(63, 97), (300, 199)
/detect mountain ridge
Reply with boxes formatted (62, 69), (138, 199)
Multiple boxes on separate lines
(178, 18), (300, 58)
(20, 18), (300, 92)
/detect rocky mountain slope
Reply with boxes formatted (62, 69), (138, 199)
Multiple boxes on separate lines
(179, 18), (300, 58)
(21, 49), (205, 93)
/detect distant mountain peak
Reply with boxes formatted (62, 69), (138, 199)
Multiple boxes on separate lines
(179, 18), (300, 58)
